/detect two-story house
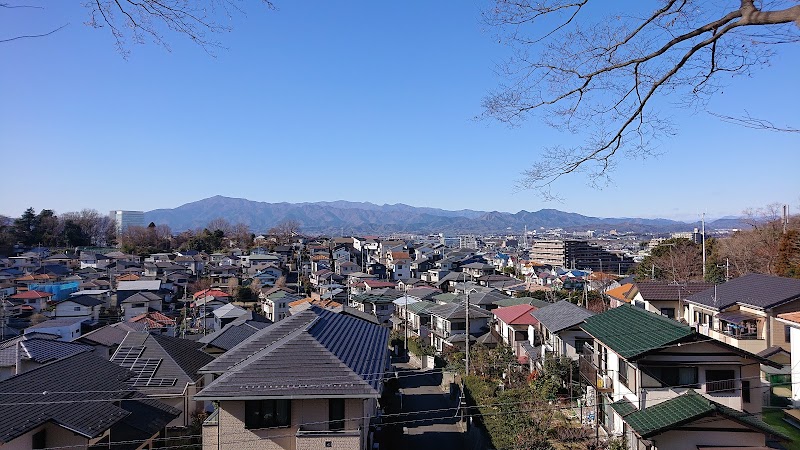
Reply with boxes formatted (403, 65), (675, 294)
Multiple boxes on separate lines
(631, 281), (714, 320)
(492, 304), (539, 361)
(120, 291), (163, 321)
(578, 305), (786, 449)
(261, 289), (303, 322)
(196, 306), (389, 450)
(428, 301), (491, 352)
(8, 290), (52, 313)
(0, 352), (179, 449)
(529, 300), (594, 369)
(111, 332), (215, 428)
(52, 294), (104, 321)
(685, 274), (800, 354)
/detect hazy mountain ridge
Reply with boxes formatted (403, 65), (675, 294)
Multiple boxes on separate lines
(144, 195), (733, 234)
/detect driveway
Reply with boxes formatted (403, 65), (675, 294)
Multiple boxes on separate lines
(384, 363), (465, 450)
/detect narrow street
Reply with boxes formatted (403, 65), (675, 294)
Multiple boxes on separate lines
(384, 362), (465, 450)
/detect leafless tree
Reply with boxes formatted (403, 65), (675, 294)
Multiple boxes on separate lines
(61, 209), (115, 246)
(230, 222), (253, 248)
(84, 0), (275, 57)
(719, 203), (792, 275)
(483, 0), (800, 195)
(1, 1), (273, 57)
(268, 219), (301, 245)
(206, 217), (232, 235)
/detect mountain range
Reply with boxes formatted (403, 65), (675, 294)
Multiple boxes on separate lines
(143, 196), (747, 235)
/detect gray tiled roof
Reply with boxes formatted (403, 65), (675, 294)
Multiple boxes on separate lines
(111, 332), (215, 395)
(196, 306), (388, 400)
(531, 300), (595, 333)
(634, 281), (715, 301)
(427, 301), (492, 320)
(0, 335), (86, 366)
(685, 273), (800, 310)
(77, 322), (146, 347)
(59, 294), (105, 307)
(19, 338), (95, 363)
(199, 319), (271, 351)
(0, 352), (179, 444)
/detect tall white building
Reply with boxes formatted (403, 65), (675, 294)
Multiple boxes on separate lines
(110, 210), (145, 233)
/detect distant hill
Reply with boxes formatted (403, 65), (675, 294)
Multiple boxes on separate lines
(144, 195), (700, 235)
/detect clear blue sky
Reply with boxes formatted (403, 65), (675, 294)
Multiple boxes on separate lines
(2, 1), (798, 221)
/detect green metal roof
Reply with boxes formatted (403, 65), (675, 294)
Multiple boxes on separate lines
(623, 390), (788, 440)
(406, 300), (436, 315)
(581, 304), (693, 359)
(431, 293), (458, 303)
(610, 398), (636, 418)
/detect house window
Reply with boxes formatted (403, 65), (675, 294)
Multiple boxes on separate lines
(706, 369), (736, 393)
(660, 308), (675, 319)
(329, 398), (345, 431)
(245, 399), (291, 429)
(132, 302), (145, 308)
(645, 366), (698, 387)
(786, 325), (792, 343)
(74, 306), (81, 312)
(598, 345), (608, 375)
(742, 380), (751, 403)
(618, 359), (630, 389)
(575, 338), (593, 355)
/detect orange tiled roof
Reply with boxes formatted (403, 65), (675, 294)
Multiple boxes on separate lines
(604, 283), (635, 303)
(129, 311), (176, 328)
(192, 289), (231, 299)
(778, 311), (800, 325)
(288, 297), (313, 308)
(391, 252), (411, 260)
(117, 273), (141, 281)
(10, 290), (53, 299)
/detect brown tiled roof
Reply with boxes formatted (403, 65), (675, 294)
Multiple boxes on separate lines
(686, 274), (800, 310)
(10, 290), (53, 299)
(778, 311), (800, 325)
(130, 311), (176, 328)
(635, 281), (715, 301)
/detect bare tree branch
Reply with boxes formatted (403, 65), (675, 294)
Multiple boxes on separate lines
(709, 110), (800, 132)
(483, 0), (800, 193)
(0, 22), (69, 43)
(83, 0), (275, 58)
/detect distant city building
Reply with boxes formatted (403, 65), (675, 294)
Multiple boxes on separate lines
(459, 235), (479, 249)
(670, 228), (703, 244)
(529, 239), (634, 273)
(110, 210), (144, 233)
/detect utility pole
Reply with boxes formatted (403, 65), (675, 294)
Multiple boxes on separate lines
(461, 272), (471, 376)
(403, 285), (409, 354)
(701, 213), (707, 280)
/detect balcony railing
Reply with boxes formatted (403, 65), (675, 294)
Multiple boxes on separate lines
(706, 379), (736, 393)
(296, 427), (361, 450)
(578, 348), (613, 392)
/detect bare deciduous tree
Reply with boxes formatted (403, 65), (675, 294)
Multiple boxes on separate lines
(85, 0), (274, 57)
(268, 219), (301, 245)
(1, 1), (274, 58)
(483, 0), (800, 194)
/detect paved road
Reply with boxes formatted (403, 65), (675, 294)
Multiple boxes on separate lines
(388, 363), (465, 450)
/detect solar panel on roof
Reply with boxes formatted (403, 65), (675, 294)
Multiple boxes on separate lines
(110, 346), (144, 367)
(143, 378), (176, 387)
(130, 358), (161, 378)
